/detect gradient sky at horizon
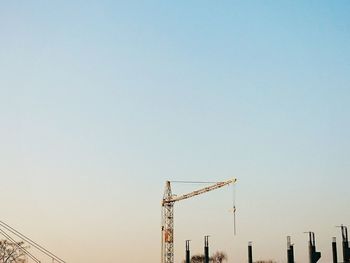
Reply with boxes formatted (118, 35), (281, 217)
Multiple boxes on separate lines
(1, 1), (350, 263)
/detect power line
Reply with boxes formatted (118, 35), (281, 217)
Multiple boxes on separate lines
(0, 228), (41, 263)
(0, 221), (66, 263)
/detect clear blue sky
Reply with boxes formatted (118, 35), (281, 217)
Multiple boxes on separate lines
(1, 1), (350, 263)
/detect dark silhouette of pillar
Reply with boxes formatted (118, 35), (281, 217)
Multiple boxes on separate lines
(340, 225), (350, 263)
(332, 237), (338, 263)
(204, 236), (209, 263)
(248, 241), (253, 263)
(185, 240), (190, 263)
(307, 232), (321, 263)
(287, 236), (294, 263)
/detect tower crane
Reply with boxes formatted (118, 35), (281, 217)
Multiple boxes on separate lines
(161, 178), (237, 263)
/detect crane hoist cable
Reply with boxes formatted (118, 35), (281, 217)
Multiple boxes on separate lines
(232, 183), (237, 235)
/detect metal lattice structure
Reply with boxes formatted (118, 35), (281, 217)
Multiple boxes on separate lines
(161, 178), (237, 263)
(162, 181), (174, 263)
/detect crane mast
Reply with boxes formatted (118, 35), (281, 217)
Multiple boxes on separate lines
(161, 178), (237, 263)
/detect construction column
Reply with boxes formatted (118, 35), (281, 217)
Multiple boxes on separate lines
(307, 232), (321, 263)
(332, 237), (338, 263)
(340, 225), (350, 263)
(248, 242), (253, 263)
(287, 236), (294, 263)
(204, 236), (209, 263)
(185, 240), (190, 263)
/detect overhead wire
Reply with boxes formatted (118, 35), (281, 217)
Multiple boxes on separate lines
(0, 221), (66, 263)
(0, 228), (41, 263)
